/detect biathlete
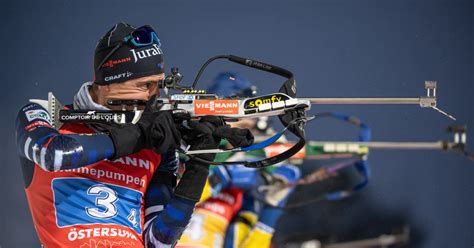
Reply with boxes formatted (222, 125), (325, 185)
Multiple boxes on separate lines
(15, 24), (253, 248)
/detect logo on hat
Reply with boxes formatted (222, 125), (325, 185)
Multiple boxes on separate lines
(101, 57), (132, 68)
(130, 44), (163, 63)
(104, 71), (134, 82)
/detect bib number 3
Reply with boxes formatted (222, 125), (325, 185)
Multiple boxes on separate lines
(86, 185), (118, 219)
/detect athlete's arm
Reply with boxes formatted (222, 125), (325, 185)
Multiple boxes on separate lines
(208, 165), (264, 196)
(15, 103), (115, 171)
(143, 151), (178, 246)
(144, 160), (209, 247)
(226, 165), (301, 248)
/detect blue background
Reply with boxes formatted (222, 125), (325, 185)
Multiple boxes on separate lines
(1, 0), (472, 247)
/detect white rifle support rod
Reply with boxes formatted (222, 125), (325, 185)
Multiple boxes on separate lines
(185, 148), (237, 155)
(185, 141), (454, 155)
(302, 81), (437, 106)
(300, 81), (457, 120)
(307, 141), (453, 150)
(302, 97), (423, 105)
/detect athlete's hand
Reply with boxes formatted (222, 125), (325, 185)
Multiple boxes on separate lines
(214, 126), (254, 148)
(175, 116), (226, 202)
(138, 110), (181, 151)
(181, 116), (254, 162)
(181, 116), (224, 162)
(252, 165), (301, 231)
(107, 97), (181, 159)
(258, 165), (300, 208)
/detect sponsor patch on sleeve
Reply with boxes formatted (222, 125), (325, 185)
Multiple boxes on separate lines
(25, 109), (52, 124)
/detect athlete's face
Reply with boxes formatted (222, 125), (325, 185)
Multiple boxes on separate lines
(92, 74), (163, 110)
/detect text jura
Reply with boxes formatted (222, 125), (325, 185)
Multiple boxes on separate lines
(130, 43), (162, 63)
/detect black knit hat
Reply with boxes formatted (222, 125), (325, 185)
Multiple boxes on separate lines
(94, 22), (165, 85)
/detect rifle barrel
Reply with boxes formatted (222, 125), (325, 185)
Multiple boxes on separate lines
(307, 141), (450, 150)
(302, 97), (423, 105)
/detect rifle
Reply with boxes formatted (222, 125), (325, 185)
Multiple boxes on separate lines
(29, 54), (459, 168)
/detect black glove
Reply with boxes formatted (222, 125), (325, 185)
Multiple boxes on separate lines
(214, 126), (254, 148)
(106, 109), (181, 159)
(176, 116), (254, 202)
(173, 116), (222, 202)
(181, 116), (224, 162)
(181, 116), (255, 161)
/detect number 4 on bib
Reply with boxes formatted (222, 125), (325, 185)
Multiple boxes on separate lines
(128, 208), (138, 227)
